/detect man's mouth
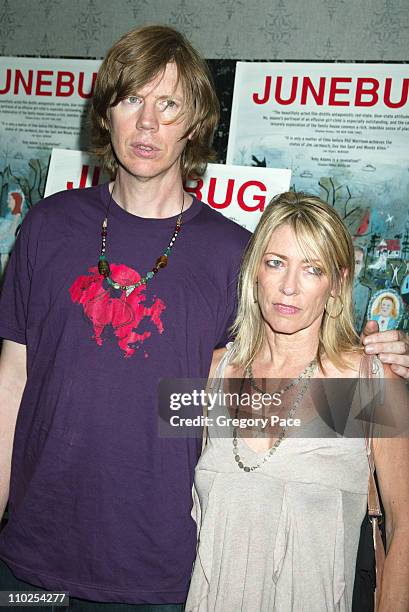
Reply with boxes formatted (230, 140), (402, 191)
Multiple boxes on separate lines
(131, 143), (161, 157)
(135, 144), (158, 151)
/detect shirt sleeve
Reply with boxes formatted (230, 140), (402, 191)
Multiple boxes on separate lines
(214, 272), (239, 349)
(0, 206), (44, 345)
(214, 227), (249, 349)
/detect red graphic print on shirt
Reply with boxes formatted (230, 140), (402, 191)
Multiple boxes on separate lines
(69, 263), (165, 357)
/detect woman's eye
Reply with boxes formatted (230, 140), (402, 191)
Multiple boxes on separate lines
(266, 259), (284, 268)
(306, 265), (323, 276)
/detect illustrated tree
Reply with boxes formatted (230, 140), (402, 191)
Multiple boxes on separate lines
(318, 177), (363, 234)
(0, 158), (48, 211)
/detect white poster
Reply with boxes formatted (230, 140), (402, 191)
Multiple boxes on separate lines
(227, 62), (409, 331)
(45, 149), (291, 232)
(0, 57), (101, 273)
(185, 163), (291, 231)
(45, 149), (110, 197)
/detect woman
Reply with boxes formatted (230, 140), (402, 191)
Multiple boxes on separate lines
(186, 192), (409, 611)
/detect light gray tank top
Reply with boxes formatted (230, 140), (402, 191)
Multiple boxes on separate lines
(186, 344), (382, 612)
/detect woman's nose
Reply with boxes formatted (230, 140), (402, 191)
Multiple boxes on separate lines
(279, 268), (299, 296)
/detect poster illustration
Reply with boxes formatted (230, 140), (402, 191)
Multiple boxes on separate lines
(227, 62), (409, 332)
(45, 149), (291, 232)
(368, 289), (404, 332)
(0, 57), (101, 274)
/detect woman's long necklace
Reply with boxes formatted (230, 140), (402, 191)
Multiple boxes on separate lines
(233, 358), (317, 472)
(246, 359), (316, 395)
(97, 184), (185, 297)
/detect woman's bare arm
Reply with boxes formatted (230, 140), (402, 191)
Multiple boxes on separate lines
(374, 365), (409, 611)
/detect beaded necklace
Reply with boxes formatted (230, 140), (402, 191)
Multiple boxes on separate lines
(97, 184), (185, 297)
(246, 359), (316, 395)
(233, 358), (317, 472)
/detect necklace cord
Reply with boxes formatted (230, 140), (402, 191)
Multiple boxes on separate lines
(97, 181), (186, 296)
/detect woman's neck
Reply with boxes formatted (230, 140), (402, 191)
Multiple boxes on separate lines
(255, 322), (320, 377)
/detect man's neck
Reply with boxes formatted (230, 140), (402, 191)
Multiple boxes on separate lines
(110, 168), (191, 219)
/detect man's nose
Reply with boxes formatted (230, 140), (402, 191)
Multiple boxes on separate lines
(136, 102), (159, 131)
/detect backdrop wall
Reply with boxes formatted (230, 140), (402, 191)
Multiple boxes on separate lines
(1, 0), (408, 61)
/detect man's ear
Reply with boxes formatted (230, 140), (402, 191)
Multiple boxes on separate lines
(186, 125), (196, 141)
(102, 110), (110, 132)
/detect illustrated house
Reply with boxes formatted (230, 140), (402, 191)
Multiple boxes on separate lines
(377, 239), (401, 259)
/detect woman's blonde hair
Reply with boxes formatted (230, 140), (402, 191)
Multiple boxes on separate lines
(90, 25), (219, 179)
(230, 191), (360, 371)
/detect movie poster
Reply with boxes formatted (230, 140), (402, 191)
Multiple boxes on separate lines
(0, 57), (100, 273)
(45, 148), (291, 232)
(227, 62), (409, 331)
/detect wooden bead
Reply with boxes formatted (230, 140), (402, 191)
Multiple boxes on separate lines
(98, 259), (111, 277)
(155, 255), (168, 269)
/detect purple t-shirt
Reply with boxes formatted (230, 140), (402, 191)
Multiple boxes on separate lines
(0, 183), (250, 603)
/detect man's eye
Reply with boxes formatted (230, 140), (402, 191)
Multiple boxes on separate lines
(159, 99), (178, 111)
(125, 96), (142, 105)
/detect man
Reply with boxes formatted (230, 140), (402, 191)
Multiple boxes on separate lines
(0, 24), (408, 611)
(0, 26), (250, 610)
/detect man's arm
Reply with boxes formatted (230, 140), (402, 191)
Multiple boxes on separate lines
(0, 340), (26, 520)
(362, 320), (409, 379)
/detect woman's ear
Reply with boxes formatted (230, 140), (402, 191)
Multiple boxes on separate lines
(330, 268), (348, 297)
(341, 267), (349, 282)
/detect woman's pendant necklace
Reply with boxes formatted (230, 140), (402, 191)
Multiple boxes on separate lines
(233, 358), (317, 472)
(97, 184), (185, 297)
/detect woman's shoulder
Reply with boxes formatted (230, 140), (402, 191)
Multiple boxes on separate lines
(322, 350), (398, 380)
(320, 351), (362, 378)
(209, 343), (243, 379)
(209, 347), (228, 379)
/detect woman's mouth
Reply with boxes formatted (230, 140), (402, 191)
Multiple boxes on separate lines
(273, 303), (301, 315)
